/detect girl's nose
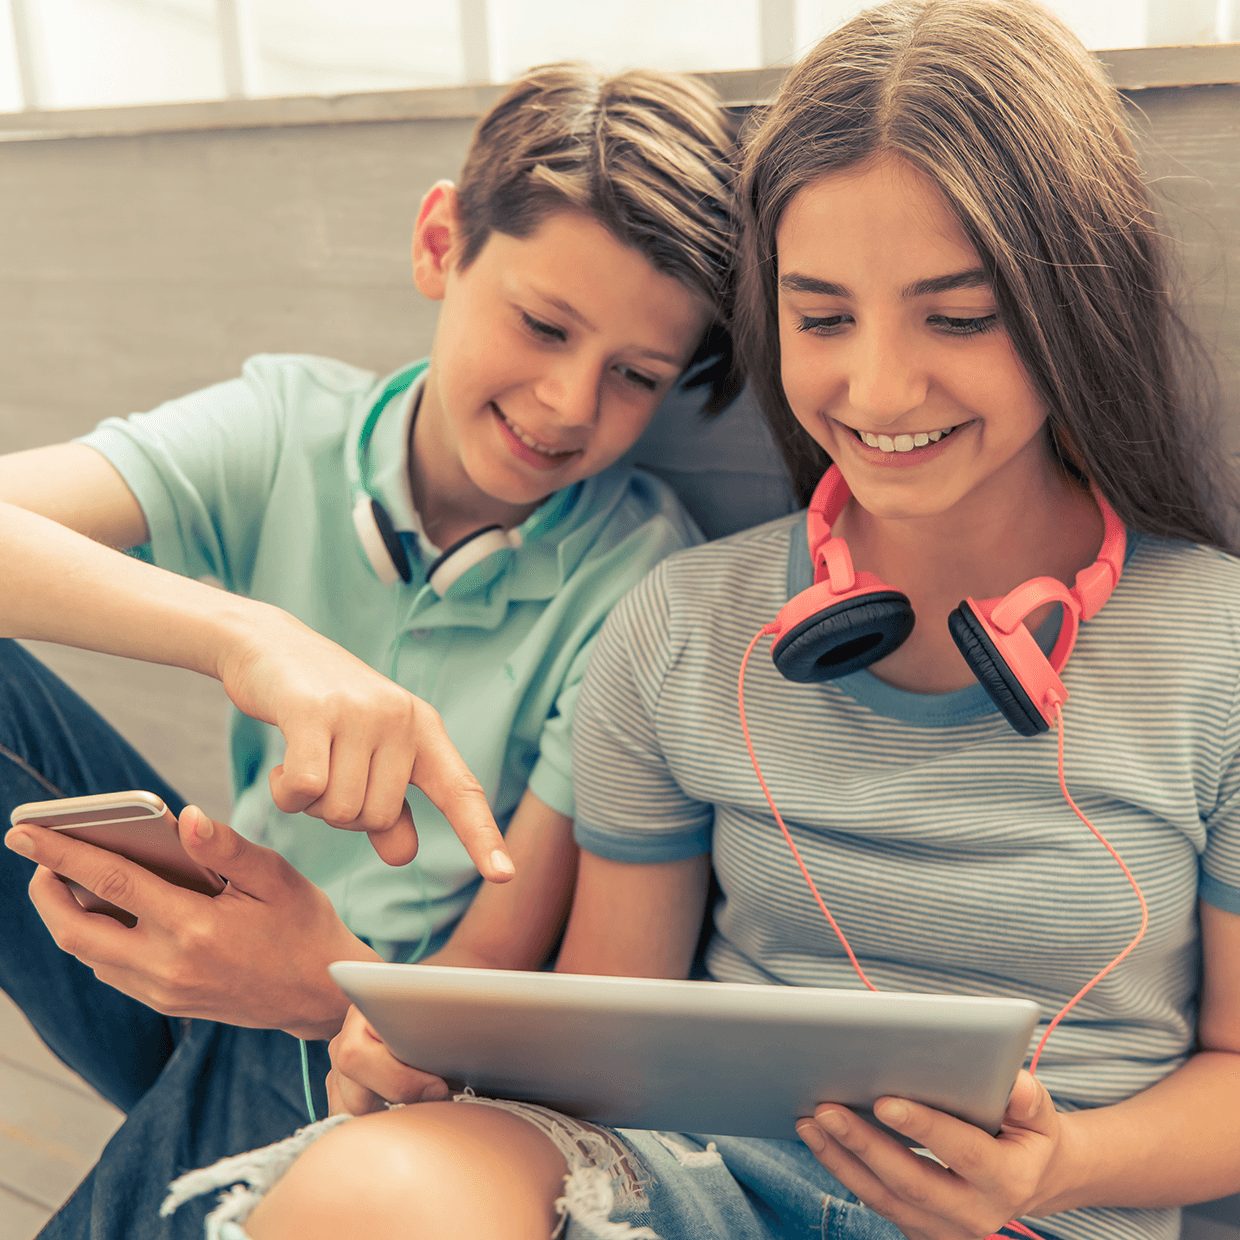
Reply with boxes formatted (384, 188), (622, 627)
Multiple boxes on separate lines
(847, 326), (928, 424)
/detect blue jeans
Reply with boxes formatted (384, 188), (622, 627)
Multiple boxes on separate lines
(0, 640), (329, 1240)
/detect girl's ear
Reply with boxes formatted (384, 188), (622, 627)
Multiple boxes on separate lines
(412, 181), (462, 301)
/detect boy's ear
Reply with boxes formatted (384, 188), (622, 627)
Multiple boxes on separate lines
(412, 181), (463, 301)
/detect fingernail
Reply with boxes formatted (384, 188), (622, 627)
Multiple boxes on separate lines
(797, 1121), (825, 1151)
(489, 849), (514, 878)
(6, 830), (33, 856)
(193, 809), (213, 841)
(876, 1098), (909, 1126)
(818, 1109), (848, 1137)
(418, 1083), (450, 1103)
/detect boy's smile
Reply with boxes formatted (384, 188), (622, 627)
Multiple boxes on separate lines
(408, 188), (712, 550)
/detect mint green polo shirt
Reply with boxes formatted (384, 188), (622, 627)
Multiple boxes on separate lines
(80, 353), (701, 952)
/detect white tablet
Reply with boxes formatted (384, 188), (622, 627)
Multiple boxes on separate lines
(330, 962), (1040, 1140)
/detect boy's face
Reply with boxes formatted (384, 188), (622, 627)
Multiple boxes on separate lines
(412, 186), (712, 527)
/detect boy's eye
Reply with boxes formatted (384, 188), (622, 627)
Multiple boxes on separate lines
(928, 313), (999, 336)
(796, 313), (851, 335)
(521, 311), (567, 343)
(616, 365), (659, 392)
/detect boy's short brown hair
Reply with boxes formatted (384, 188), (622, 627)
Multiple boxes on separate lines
(457, 64), (740, 411)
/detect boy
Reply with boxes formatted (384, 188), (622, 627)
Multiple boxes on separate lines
(0, 64), (737, 1239)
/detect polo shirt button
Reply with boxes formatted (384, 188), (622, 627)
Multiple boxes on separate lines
(409, 629), (431, 640)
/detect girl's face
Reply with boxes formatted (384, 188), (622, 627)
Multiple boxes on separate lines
(776, 157), (1053, 523)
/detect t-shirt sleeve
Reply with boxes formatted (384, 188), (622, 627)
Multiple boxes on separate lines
(76, 357), (287, 593)
(525, 642), (590, 818)
(571, 564), (714, 863)
(1200, 671), (1240, 914)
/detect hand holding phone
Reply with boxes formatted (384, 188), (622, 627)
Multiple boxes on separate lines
(9, 790), (225, 924)
(5, 802), (380, 1037)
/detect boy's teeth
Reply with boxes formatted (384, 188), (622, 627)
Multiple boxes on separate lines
(860, 425), (956, 453)
(500, 409), (571, 456)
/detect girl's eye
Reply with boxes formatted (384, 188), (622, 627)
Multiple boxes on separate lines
(616, 365), (658, 392)
(521, 311), (567, 343)
(928, 313), (999, 336)
(796, 314), (852, 335)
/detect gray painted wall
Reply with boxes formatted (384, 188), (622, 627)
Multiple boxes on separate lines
(1, 67), (1237, 454)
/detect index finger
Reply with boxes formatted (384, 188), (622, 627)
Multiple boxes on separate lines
(407, 705), (514, 883)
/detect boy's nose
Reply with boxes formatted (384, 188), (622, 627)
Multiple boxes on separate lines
(534, 356), (602, 429)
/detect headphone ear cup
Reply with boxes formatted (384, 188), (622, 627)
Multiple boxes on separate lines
(772, 592), (915, 683)
(948, 602), (1047, 736)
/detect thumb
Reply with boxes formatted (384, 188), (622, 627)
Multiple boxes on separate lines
(178, 804), (274, 895)
(1003, 1069), (1056, 1134)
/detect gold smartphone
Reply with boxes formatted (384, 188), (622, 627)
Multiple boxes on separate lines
(9, 790), (226, 925)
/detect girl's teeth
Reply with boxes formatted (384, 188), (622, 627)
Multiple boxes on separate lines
(860, 425), (957, 453)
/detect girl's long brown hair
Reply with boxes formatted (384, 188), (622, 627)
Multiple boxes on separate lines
(736, 0), (1238, 550)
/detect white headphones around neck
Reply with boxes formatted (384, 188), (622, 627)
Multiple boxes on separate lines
(347, 362), (523, 597)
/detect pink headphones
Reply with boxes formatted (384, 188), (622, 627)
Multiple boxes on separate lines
(767, 466), (1127, 735)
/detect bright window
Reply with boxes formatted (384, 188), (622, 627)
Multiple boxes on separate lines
(2, 0), (1236, 113)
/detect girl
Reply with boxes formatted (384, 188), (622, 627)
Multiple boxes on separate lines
(223, 3), (1240, 1239)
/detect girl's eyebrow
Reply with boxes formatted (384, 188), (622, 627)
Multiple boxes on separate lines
(778, 268), (990, 299)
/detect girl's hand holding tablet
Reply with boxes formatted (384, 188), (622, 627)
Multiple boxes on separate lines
(797, 1071), (1065, 1240)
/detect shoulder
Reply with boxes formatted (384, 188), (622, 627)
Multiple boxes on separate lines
(1114, 533), (1240, 652)
(560, 465), (702, 578)
(654, 509), (804, 616)
(236, 354), (377, 431)
(603, 509), (805, 660)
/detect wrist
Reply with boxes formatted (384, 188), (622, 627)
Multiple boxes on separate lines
(209, 595), (291, 683)
(288, 937), (383, 1042)
(1030, 1108), (1096, 1217)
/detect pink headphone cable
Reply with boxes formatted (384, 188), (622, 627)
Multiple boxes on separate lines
(738, 626), (1149, 1238)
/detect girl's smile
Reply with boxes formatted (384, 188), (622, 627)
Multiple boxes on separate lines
(837, 418), (970, 466)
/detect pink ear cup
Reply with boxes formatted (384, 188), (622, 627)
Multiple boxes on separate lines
(770, 467), (916, 682)
(950, 489), (1125, 733)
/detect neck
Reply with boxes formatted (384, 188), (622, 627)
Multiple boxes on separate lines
(833, 455), (1104, 694)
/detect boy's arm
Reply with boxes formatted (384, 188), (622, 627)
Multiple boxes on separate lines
(0, 444), (508, 875)
(426, 789), (579, 971)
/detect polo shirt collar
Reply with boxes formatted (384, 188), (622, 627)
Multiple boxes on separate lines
(352, 362), (626, 621)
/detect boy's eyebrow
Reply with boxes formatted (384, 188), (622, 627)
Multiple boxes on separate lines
(778, 268), (991, 300)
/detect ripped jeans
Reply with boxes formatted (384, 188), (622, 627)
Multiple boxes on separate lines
(164, 1098), (920, 1240)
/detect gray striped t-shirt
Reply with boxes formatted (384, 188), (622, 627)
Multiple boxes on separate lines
(572, 512), (1240, 1240)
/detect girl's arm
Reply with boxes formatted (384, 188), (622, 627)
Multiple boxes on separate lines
(427, 790), (579, 971)
(327, 845), (710, 1113)
(797, 899), (1240, 1237)
(555, 849), (710, 980)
